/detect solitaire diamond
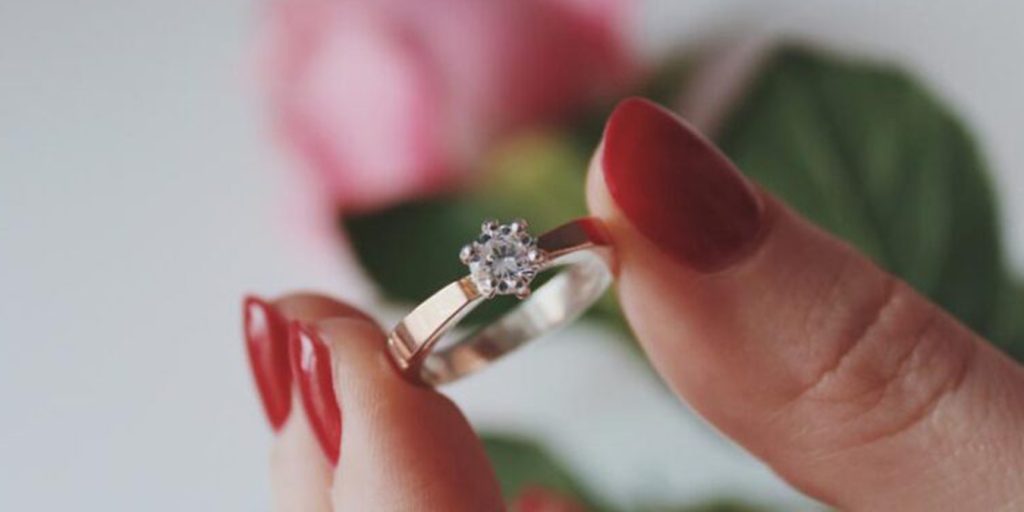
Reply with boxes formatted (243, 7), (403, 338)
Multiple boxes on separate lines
(460, 218), (544, 298)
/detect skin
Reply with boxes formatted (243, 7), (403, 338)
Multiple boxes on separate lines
(262, 145), (1024, 511)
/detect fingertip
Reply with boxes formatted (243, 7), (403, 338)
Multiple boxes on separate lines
(310, 318), (504, 510)
(597, 97), (765, 272)
(289, 320), (343, 464)
(270, 404), (334, 512)
(313, 315), (459, 428)
(272, 292), (378, 325)
(242, 294), (292, 431)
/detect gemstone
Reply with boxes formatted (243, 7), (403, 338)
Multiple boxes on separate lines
(460, 218), (542, 298)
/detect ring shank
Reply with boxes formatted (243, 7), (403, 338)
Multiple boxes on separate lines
(422, 250), (610, 384)
(386, 218), (613, 386)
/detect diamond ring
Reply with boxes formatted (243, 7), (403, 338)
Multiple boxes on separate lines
(386, 217), (614, 385)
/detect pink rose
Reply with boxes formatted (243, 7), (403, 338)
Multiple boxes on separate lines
(265, 0), (637, 212)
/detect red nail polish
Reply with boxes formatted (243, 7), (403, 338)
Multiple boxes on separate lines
(243, 296), (292, 431)
(290, 322), (342, 464)
(601, 97), (764, 272)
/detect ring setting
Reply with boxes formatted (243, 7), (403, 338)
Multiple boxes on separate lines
(460, 219), (544, 299)
(387, 216), (614, 386)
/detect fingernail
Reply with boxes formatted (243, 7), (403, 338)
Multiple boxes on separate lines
(289, 321), (342, 464)
(243, 296), (292, 431)
(601, 97), (764, 272)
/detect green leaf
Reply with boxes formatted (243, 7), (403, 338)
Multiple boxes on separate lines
(482, 433), (781, 512)
(481, 433), (606, 510)
(991, 280), (1024, 361)
(715, 46), (1021, 359)
(640, 501), (777, 512)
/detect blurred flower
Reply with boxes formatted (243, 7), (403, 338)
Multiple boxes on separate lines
(509, 486), (587, 512)
(265, 0), (637, 212)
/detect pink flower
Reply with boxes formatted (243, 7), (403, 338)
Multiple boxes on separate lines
(265, 0), (637, 212)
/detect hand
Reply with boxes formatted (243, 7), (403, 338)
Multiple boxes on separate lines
(243, 98), (1024, 511)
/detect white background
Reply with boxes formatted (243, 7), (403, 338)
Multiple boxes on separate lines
(2, 1), (1021, 510)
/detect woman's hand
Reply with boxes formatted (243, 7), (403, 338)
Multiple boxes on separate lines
(244, 98), (1024, 511)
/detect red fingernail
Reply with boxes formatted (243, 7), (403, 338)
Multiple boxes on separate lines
(601, 97), (764, 272)
(289, 322), (342, 464)
(243, 296), (292, 431)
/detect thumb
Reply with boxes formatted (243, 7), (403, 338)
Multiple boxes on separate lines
(588, 98), (1024, 510)
(290, 315), (504, 511)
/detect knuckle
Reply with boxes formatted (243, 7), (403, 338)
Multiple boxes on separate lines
(790, 250), (893, 388)
(790, 277), (975, 451)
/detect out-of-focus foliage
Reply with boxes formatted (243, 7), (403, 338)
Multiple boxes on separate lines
(640, 502), (774, 512)
(483, 434), (772, 512)
(717, 46), (1023, 361)
(483, 435), (603, 509)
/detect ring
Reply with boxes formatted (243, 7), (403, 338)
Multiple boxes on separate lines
(386, 217), (614, 386)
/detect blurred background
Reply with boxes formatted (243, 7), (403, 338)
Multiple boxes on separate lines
(2, 0), (1022, 510)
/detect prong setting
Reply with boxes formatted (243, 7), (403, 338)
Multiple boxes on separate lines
(459, 244), (475, 264)
(461, 218), (543, 299)
(509, 218), (527, 233)
(527, 248), (543, 264)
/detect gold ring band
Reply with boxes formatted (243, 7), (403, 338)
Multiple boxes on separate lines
(386, 217), (614, 386)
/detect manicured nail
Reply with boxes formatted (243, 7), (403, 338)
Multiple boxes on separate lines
(289, 322), (342, 464)
(601, 97), (764, 272)
(243, 296), (292, 431)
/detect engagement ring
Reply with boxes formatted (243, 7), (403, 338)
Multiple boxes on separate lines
(386, 217), (614, 385)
